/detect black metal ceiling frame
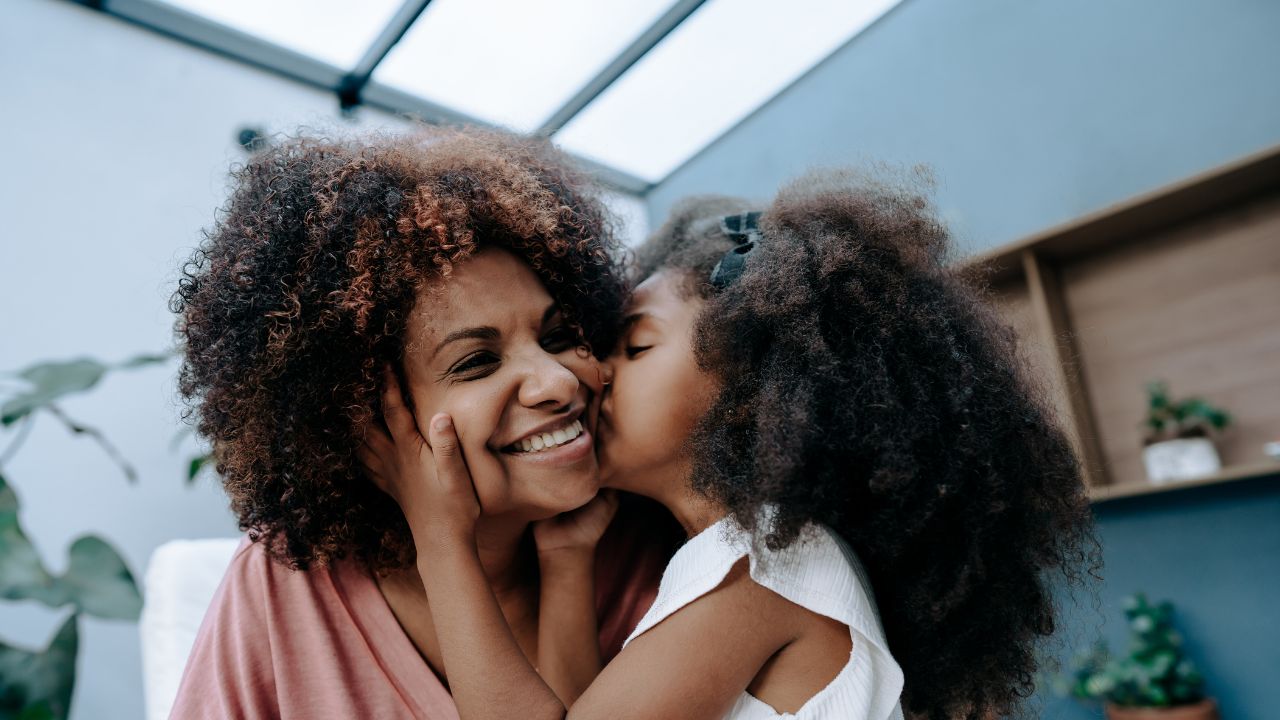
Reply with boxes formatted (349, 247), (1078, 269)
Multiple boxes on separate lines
(71, 0), (711, 195)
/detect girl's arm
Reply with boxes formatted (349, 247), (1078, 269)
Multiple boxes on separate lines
(569, 559), (794, 720)
(361, 368), (564, 720)
(532, 491), (619, 705)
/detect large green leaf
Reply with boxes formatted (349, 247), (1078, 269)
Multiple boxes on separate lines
(0, 354), (171, 427)
(15, 703), (56, 720)
(60, 538), (142, 621)
(0, 474), (57, 605)
(1, 360), (107, 427)
(0, 475), (140, 620)
(185, 454), (211, 486)
(116, 353), (171, 370)
(0, 614), (77, 720)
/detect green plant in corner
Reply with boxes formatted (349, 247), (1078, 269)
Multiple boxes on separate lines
(1066, 593), (1208, 710)
(0, 355), (168, 720)
(1143, 381), (1231, 444)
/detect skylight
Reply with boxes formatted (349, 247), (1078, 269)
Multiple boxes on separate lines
(553, 0), (901, 182)
(104, 0), (904, 187)
(374, 0), (678, 132)
(155, 0), (404, 69)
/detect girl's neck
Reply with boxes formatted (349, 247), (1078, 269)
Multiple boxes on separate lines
(628, 464), (726, 538)
(668, 490), (724, 538)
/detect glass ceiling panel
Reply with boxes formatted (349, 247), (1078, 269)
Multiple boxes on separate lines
(554, 0), (903, 183)
(155, 0), (404, 69)
(373, 0), (678, 133)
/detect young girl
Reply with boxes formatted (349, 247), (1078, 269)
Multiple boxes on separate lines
(362, 171), (1096, 719)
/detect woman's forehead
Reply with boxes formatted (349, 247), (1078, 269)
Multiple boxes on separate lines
(408, 249), (553, 341)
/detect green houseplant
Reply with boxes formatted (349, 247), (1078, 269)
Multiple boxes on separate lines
(0, 356), (169, 720)
(1067, 593), (1218, 720)
(1141, 381), (1231, 484)
(1143, 381), (1231, 443)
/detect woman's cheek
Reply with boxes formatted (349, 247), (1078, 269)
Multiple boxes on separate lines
(446, 402), (509, 512)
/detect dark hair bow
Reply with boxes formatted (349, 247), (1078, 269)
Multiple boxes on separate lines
(709, 211), (764, 289)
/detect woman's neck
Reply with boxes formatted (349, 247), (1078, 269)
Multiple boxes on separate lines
(385, 515), (535, 600)
(377, 515), (538, 678)
(472, 514), (537, 597)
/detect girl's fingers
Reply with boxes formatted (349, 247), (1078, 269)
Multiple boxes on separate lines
(426, 413), (473, 496)
(357, 439), (384, 471)
(588, 489), (621, 527)
(380, 365), (417, 439)
(357, 442), (388, 493)
(600, 488), (620, 514)
(363, 416), (393, 452)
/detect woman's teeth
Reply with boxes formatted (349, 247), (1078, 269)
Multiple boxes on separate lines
(515, 420), (583, 453)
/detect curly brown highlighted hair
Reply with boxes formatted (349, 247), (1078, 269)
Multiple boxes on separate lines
(171, 128), (626, 571)
(638, 171), (1097, 720)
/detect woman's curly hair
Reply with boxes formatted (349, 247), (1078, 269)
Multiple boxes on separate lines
(637, 171), (1098, 720)
(172, 128), (627, 571)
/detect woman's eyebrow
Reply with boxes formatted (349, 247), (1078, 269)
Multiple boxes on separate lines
(432, 303), (557, 357)
(433, 326), (499, 356)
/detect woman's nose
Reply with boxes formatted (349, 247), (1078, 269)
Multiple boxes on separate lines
(517, 353), (579, 409)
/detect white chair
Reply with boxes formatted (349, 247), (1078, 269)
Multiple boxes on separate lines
(139, 538), (241, 720)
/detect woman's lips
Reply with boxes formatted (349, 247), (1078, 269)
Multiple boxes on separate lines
(503, 426), (593, 466)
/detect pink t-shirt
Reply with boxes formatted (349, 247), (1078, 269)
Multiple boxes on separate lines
(169, 505), (674, 719)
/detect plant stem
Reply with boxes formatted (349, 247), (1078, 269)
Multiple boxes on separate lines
(44, 404), (138, 483)
(0, 414), (36, 468)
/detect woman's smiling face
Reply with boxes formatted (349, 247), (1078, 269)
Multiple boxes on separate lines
(401, 248), (603, 522)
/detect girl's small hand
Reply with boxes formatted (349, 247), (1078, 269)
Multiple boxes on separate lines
(532, 489), (620, 558)
(359, 365), (480, 549)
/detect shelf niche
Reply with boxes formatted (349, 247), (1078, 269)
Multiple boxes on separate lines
(960, 144), (1280, 502)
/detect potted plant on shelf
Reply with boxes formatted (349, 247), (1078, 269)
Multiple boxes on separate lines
(1067, 593), (1218, 720)
(1141, 381), (1231, 484)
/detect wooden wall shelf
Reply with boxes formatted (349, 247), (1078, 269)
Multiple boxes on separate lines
(958, 144), (1280, 502)
(1089, 461), (1280, 504)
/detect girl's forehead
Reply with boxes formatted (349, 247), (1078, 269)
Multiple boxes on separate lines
(625, 271), (703, 333)
(629, 270), (678, 309)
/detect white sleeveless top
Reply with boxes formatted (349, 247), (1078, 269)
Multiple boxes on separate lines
(623, 515), (905, 720)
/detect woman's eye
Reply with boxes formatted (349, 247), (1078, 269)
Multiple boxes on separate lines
(625, 346), (652, 359)
(451, 352), (499, 377)
(541, 325), (578, 353)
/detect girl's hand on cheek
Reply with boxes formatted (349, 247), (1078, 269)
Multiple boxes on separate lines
(359, 365), (480, 551)
(532, 489), (620, 558)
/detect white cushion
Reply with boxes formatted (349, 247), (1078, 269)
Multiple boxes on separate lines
(139, 538), (241, 720)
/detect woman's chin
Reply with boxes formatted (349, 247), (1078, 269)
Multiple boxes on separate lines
(527, 470), (602, 518)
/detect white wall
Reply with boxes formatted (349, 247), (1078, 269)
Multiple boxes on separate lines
(0, 2), (651, 719)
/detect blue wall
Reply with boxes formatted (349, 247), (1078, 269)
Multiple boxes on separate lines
(1039, 476), (1280, 720)
(644, 0), (1280, 255)
(641, 2), (1280, 716)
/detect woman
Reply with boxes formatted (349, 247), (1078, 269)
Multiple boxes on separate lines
(168, 128), (678, 718)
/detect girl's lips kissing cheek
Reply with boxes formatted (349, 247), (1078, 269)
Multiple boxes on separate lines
(499, 412), (592, 466)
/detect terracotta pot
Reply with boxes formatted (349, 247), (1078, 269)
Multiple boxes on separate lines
(1105, 698), (1219, 720)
